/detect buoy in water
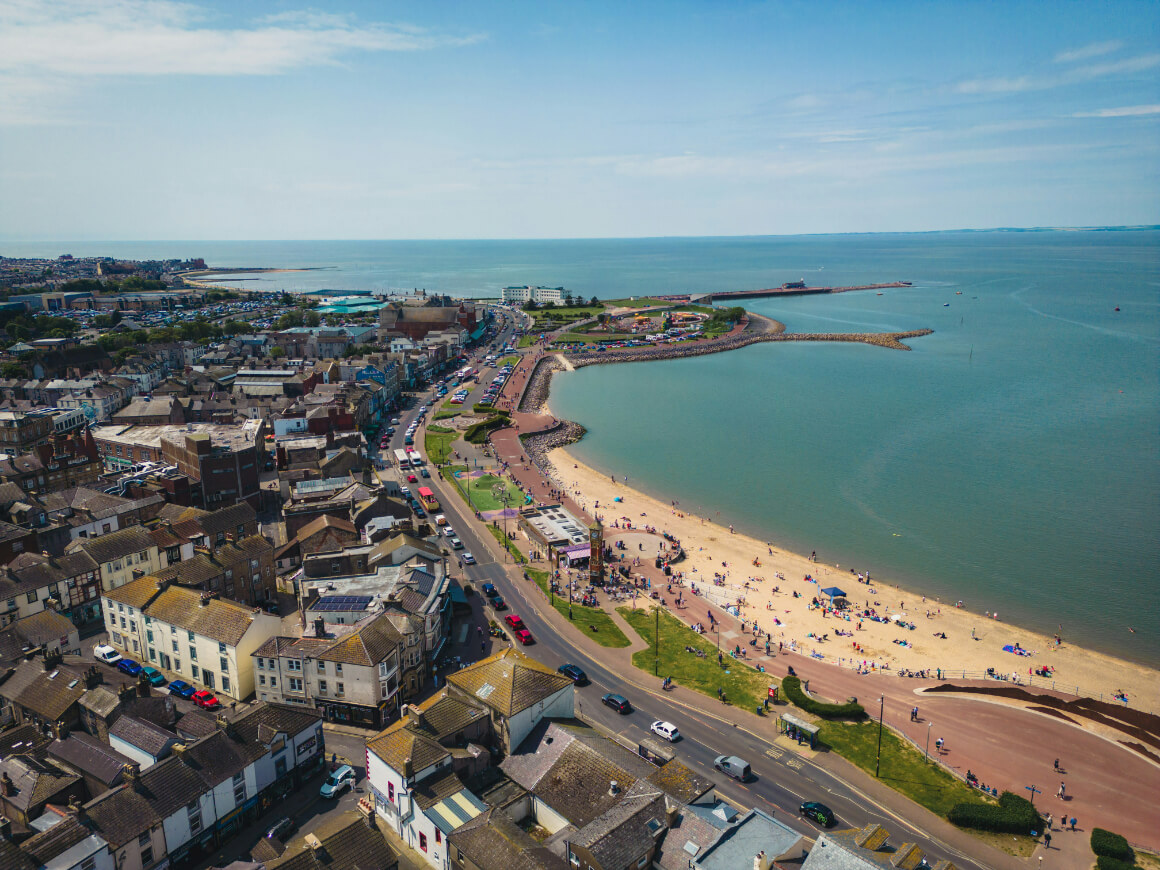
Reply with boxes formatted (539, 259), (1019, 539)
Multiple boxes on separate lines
(1114, 306), (1120, 311)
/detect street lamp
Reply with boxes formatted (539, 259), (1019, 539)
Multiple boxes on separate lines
(875, 696), (885, 777)
(925, 722), (932, 760)
(654, 605), (660, 676)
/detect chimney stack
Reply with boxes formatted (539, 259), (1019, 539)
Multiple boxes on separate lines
(313, 618), (326, 638)
(358, 797), (376, 829)
(608, 780), (619, 797)
(305, 833), (323, 852)
(0, 774), (14, 797)
(0, 816), (11, 841)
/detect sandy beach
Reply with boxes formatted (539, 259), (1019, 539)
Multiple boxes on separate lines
(543, 444), (1160, 707)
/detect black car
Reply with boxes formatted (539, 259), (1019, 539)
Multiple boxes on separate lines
(602, 693), (632, 714)
(266, 817), (297, 841)
(558, 664), (588, 685)
(487, 593), (506, 611)
(799, 801), (835, 827)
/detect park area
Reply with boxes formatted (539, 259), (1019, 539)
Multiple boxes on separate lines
(441, 467), (526, 512)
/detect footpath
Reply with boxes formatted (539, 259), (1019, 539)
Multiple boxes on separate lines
(470, 343), (1160, 869)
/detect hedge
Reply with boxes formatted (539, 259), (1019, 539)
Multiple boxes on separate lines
(1091, 829), (1135, 863)
(464, 415), (509, 444)
(781, 675), (866, 720)
(472, 403), (510, 416)
(946, 791), (1042, 834)
(1096, 857), (1137, 870)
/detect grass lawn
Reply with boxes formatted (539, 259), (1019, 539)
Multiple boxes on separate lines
(967, 830), (1040, 859)
(617, 608), (774, 710)
(817, 720), (991, 819)
(606, 297), (672, 308)
(486, 525), (526, 564)
(499, 355), (520, 367)
(449, 472), (525, 512)
(518, 334), (540, 348)
(433, 409), (460, 420)
(526, 569), (631, 648)
(425, 427), (458, 465)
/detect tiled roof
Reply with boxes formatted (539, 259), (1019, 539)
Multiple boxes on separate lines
(177, 729), (258, 786)
(12, 609), (76, 647)
(229, 702), (321, 747)
(0, 658), (89, 721)
(263, 811), (398, 870)
(83, 781), (159, 846)
(318, 613), (402, 667)
(410, 696), (487, 742)
(0, 756), (80, 812)
(109, 716), (176, 757)
(78, 686), (121, 718)
(293, 514), (357, 542)
(448, 810), (567, 870)
(571, 792), (665, 869)
(445, 648), (572, 718)
(174, 710), (220, 740)
(365, 721), (448, 777)
(196, 501), (257, 538)
(19, 815), (93, 866)
(653, 809), (725, 870)
(104, 581), (263, 646)
(0, 724), (49, 758)
(411, 768), (466, 811)
(99, 574), (161, 610)
(48, 732), (134, 786)
(69, 526), (155, 565)
(646, 758), (714, 804)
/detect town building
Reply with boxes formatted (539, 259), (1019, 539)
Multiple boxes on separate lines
(0, 409), (55, 452)
(66, 526), (164, 593)
(499, 285), (570, 305)
(100, 576), (282, 700)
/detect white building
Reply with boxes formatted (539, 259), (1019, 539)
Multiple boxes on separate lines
(101, 575), (282, 700)
(499, 285), (570, 305)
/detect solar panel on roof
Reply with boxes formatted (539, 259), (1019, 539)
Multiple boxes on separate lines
(311, 595), (373, 612)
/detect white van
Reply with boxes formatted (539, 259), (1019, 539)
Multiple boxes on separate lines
(94, 644), (122, 665)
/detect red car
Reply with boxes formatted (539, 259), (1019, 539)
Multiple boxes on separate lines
(504, 614), (525, 630)
(407, 474), (418, 483)
(513, 627), (534, 645)
(504, 614), (533, 644)
(192, 690), (221, 710)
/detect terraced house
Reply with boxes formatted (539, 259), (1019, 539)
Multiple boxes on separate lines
(100, 576), (281, 700)
(65, 527), (163, 593)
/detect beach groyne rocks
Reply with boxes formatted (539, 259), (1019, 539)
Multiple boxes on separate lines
(517, 356), (564, 414)
(520, 420), (588, 478)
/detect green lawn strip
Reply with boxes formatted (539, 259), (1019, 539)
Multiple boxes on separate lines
(486, 525), (526, 564)
(817, 720), (991, 819)
(425, 427), (458, 465)
(525, 569), (630, 648)
(517, 334), (540, 348)
(617, 607), (773, 710)
(499, 355), (520, 367)
(433, 409), (460, 420)
(606, 297), (671, 308)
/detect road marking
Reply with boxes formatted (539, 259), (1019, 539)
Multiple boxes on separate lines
(786, 759), (804, 770)
(765, 748), (784, 760)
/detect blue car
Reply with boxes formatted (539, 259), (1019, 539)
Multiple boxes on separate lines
(168, 680), (195, 699)
(141, 666), (166, 686)
(117, 658), (142, 676)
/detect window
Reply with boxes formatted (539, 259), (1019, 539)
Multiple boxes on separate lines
(419, 832), (427, 853)
(220, 656), (228, 672)
(203, 671), (214, 689)
(259, 675), (266, 686)
(26, 590), (37, 604)
(112, 632), (123, 645)
(232, 773), (245, 804)
(188, 630), (195, 642)
(174, 659), (181, 671)
(335, 663), (343, 675)
(132, 639), (139, 652)
(287, 659), (302, 672)
(172, 639), (179, 652)
(120, 617), (126, 629)
(288, 677), (301, 692)
(140, 845), (153, 868)
(270, 676), (277, 688)
(318, 681), (327, 694)
(221, 675), (230, 693)
(387, 782), (394, 801)
(129, 620), (136, 633)
(637, 857), (647, 868)
(218, 641), (226, 654)
(435, 829), (441, 844)
(81, 856), (97, 870)
(191, 665), (200, 680)
(336, 682), (343, 696)
(187, 803), (202, 835)
(189, 646), (197, 660)
(149, 648), (156, 662)
(257, 658), (264, 670)
(317, 661), (326, 673)
(146, 630), (154, 643)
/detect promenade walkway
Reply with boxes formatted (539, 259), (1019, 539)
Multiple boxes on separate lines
(471, 344), (1160, 867)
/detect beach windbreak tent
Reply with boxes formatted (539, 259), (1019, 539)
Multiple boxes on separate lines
(821, 586), (847, 603)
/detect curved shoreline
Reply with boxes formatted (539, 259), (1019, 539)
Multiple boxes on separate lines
(503, 338), (1159, 703)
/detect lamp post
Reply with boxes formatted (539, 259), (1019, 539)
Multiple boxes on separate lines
(874, 696), (885, 777)
(925, 722), (932, 760)
(654, 605), (660, 676)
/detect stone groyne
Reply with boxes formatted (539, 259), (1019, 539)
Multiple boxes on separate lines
(517, 356), (564, 414)
(520, 420), (588, 479)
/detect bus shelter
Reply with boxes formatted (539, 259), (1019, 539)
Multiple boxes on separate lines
(779, 713), (820, 748)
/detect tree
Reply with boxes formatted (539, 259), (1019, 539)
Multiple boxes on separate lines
(280, 292), (293, 306)
(270, 346), (286, 358)
(589, 296), (599, 306)
(0, 362), (26, 378)
(522, 300), (539, 311)
(303, 310), (321, 327)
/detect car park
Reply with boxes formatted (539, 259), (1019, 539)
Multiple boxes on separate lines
(320, 765), (356, 798)
(650, 720), (680, 742)
(141, 666), (166, 686)
(461, 552), (476, 565)
(93, 644), (122, 665)
(168, 680), (195, 699)
(192, 690), (221, 710)
(266, 818), (297, 841)
(799, 801), (835, 827)
(557, 664), (588, 685)
(713, 755), (752, 782)
(116, 658), (142, 676)
(602, 693), (632, 714)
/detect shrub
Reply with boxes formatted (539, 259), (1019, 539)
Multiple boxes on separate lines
(1096, 857), (1137, 870)
(946, 791), (1042, 834)
(464, 415), (509, 444)
(781, 676), (866, 720)
(473, 403), (510, 416)
(1091, 829), (1135, 863)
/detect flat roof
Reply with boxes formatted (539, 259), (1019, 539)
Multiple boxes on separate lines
(522, 503), (589, 546)
(91, 421), (261, 451)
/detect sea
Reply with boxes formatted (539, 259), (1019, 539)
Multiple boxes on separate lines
(6, 233), (1158, 667)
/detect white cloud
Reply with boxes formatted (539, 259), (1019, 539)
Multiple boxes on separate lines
(955, 76), (1036, 95)
(1072, 104), (1160, 118)
(1054, 40), (1122, 64)
(1074, 53), (1160, 79)
(954, 53), (1160, 97)
(0, 0), (484, 122)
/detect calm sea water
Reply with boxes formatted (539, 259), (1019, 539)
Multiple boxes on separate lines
(7, 234), (1158, 665)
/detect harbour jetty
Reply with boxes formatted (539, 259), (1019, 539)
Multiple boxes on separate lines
(669, 280), (912, 303)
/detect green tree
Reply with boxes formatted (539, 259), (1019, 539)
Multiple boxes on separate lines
(0, 362), (26, 378)
(589, 296), (599, 306)
(522, 300), (539, 311)
(270, 346), (286, 358)
(303, 310), (321, 327)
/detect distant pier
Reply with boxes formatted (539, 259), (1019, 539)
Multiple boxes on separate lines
(672, 280), (912, 304)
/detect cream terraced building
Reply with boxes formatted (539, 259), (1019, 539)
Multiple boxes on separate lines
(101, 575), (281, 700)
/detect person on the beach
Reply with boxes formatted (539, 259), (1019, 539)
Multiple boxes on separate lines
(1057, 781), (1066, 799)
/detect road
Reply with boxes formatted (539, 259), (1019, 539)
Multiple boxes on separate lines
(372, 316), (990, 870)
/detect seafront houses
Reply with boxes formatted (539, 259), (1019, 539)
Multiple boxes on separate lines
(100, 575), (281, 700)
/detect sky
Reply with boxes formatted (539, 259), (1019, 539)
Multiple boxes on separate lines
(1, 0), (1158, 240)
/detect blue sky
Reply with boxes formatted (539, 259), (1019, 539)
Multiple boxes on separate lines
(1, 0), (1157, 239)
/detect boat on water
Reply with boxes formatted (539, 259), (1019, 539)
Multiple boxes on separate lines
(943, 302), (950, 307)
